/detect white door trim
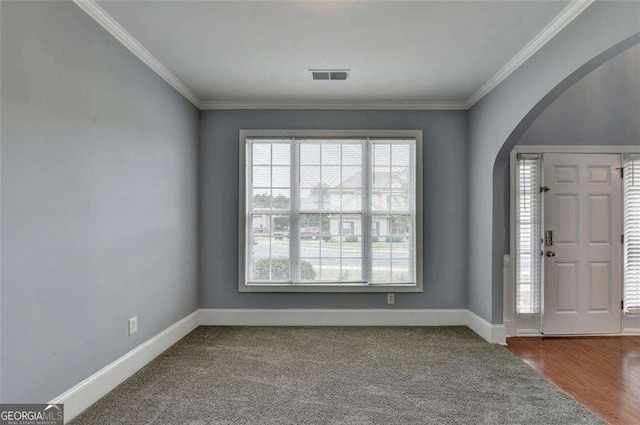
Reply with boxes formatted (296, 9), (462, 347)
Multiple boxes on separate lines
(508, 145), (640, 337)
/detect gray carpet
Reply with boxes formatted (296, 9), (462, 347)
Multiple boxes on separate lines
(72, 327), (603, 424)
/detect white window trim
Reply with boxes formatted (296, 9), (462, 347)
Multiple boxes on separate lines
(515, 153), (542, 316)
(238, 130), (424, 293)
(507, 145), (640, 337)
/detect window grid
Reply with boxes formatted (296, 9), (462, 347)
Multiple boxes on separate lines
(297, 140), (365, 282)
(370, 141), (414, 283)
(243, 134), (419, 290)
(247, 140), (292, 282)
(624, 155), (640, 314)
(515, 154), (541, 315)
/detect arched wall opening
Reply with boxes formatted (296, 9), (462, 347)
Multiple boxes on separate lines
(467, 0), (640, 325)
(491, 35), (640, 326)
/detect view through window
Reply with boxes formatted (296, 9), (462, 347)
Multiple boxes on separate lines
(241, 133), (421, 291)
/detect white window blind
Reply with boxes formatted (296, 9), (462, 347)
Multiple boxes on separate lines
(624, 154), (640, 314)
(516, 154), (541, 315)
(243, 135), (419, 290)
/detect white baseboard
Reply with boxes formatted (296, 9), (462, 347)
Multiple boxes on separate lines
(515, 330), (640, 337)
(50, 307), (504, 423)
(466, 310), (507, 345)
(503, 318), (515, 338)
(45, 306), (637, 424)
(198, 308), (468, 327)
(50, 310), (200, 424)
(513, 329), (543, 337)
(200, 308), (507, 345)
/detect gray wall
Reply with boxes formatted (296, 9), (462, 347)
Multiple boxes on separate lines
(200, 110), (467, 309)
(467, 0), (640, 323)
(500, 43), (640, 287)
(518, 44), (639, 147)
(1, 1), (199, 402)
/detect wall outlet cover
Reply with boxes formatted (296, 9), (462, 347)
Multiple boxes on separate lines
(387, 293), (395, 305)
(128, 316), (138, 336)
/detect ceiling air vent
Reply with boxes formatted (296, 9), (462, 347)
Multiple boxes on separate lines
(310, 69), (350, 81)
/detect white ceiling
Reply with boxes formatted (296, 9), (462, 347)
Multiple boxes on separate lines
(93, 0), (575, 107)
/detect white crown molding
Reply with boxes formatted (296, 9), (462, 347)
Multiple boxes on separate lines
(74, 0), (593, 111)
(72, 0), (202, 108)
(200, 101), (467, 110)
(199, 100), (467, 110)
(466, 0), (595, 108)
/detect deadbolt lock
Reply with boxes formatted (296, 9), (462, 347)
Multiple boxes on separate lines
(545, 230), (554, 246)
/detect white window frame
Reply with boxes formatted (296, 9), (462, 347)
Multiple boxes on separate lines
(515, 153), (542, 316)
(238, 130), (424, 293)
(623, 154), (640, 315)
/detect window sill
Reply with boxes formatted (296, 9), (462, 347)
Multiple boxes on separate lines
(239, 283), (423, 293)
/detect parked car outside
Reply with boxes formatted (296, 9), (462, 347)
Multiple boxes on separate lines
(300, 227), (321, 240)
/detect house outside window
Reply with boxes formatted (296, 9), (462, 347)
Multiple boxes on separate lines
(239, 130), (423, 293)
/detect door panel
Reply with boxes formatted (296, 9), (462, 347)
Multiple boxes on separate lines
(588, 262), (610, 312)
(587, 195), (611, 244)
(556, 262), (578, 312)
(555, 195), (579, 244)
(542, 154), (622, 335)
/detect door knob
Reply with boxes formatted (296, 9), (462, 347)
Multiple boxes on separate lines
(546, 251), (556, 257)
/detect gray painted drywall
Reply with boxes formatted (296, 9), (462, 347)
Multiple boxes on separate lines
(200, 110), (467, 309)
(467, 0), (640, 324)
(1, 1), (199, 403)
(503, 43), (640, 249)
(518, 44), (639, 147)
(498, 42), (640, 316)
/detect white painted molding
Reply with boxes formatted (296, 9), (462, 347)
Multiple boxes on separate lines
(514, 329), (544, 337)
(199, 100), (468, 111)
(466, 0), (595, 108)
(466, 310), (507, 345)
(73, 0), (594, 111)
(199, 308), (468, 327)
(43, 306), (637, 423)
(507, 145), (640, 338)
(50, 310), (200, 424)
(47, 308), (516, 423)
(72, 0), (202, 108)
(514, 329), (640, 337)
(513, 145), (640, 154)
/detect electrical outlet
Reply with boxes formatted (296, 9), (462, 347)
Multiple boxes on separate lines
(387, 293), (395, 305)
(128, 316), (138, 336)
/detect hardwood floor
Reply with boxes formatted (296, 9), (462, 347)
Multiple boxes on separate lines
(507, 336), (640, 425)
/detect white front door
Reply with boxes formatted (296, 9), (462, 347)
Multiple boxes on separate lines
(542, 153), (622, 334)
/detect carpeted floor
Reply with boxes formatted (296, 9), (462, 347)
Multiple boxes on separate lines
(72, 327), (603, 424)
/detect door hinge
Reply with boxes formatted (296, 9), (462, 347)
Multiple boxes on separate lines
(616, 167), (624, 178)
(621, 300), (624, 310)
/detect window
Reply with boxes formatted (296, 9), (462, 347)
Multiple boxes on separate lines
(239, 130), (423, 292)
(515, 154), (541, 315)
(624, 154), (640, 314)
